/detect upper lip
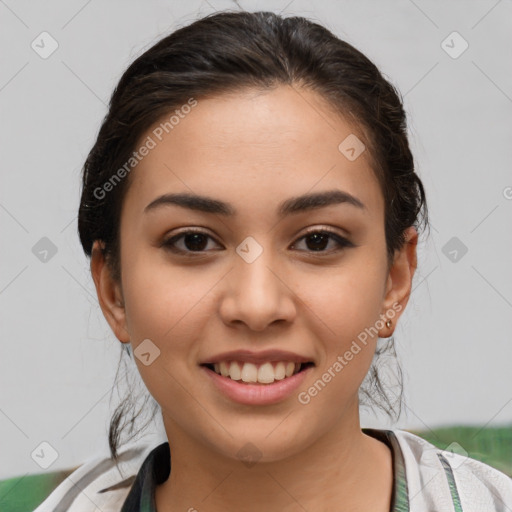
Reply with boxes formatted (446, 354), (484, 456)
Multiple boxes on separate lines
(201, 349), (314, 365)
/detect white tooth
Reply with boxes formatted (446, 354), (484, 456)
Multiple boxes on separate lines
(274, 362), (286, 380)
(241, 362), (258, 383)
(219, 361), (229, 377)
(214, 363), (220, 374)
(285, 362), (295, 378)
(257, 362), (275, 383)
(229, 361), (242, 380)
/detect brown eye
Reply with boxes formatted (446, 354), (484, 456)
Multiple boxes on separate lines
(292, 229), (354, 253)
(161, 230), (221, 255)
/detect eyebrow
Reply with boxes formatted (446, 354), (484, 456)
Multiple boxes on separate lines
(144, 189), (366, 217)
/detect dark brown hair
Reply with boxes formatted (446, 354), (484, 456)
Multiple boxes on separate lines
(77, 10), (428, 464)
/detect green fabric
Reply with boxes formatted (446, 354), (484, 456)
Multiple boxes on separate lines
(0, 469), (74, 512)
(364, 428), (409, 512)
(408, 425), (512, 477)
(438, 453), (464, 512)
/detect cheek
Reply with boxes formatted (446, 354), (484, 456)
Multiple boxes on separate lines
(122, 256), (214, 350)
(293, 268), (386, 415)
(294, 256), (388, 407)
(121, 261), (213, 408)
(298, 260), (386, 343)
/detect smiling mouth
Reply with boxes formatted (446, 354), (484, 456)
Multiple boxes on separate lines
(202, 361), (315, 385)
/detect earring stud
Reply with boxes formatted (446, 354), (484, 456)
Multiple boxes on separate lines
(385, 319), (392, 329)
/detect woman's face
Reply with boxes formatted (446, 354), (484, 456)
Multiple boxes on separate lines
(92, 85), (416, 462)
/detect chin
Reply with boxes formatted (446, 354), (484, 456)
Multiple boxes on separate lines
(198, 419), (320, 465)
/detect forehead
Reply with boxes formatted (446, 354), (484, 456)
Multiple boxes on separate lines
(122, 85), (383, 220)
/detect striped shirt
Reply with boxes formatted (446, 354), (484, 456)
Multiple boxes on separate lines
(34, 428), (512, 511)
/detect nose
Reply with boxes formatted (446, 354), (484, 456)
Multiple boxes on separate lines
(218, 245), (297, 332)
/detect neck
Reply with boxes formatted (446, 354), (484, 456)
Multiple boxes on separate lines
(155, 407), (393, 512)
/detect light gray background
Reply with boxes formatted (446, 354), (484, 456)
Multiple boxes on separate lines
(1, 0), (511, 481)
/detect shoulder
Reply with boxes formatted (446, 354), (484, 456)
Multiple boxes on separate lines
(391, 429), (512, 512)
(33, 443), (154, 512)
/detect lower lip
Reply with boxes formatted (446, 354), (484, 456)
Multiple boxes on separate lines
(202, 365), (313, 405)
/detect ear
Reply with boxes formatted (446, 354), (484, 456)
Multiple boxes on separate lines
(379, 226), (418, 337)
(90, 240), (130, 343)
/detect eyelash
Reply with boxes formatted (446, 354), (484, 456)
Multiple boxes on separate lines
(161, 226), (355, 257)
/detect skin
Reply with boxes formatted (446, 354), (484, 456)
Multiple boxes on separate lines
(91, 84), (417, 512)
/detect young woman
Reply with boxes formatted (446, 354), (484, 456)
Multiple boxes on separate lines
(35, 10), (512, 512)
